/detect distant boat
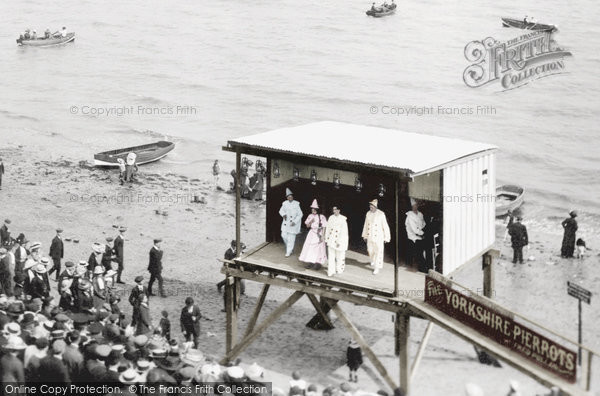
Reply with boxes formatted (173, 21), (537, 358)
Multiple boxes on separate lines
(495, 185), (525, 217)
(93, 140), (175, 167)
(501, 17), (556, 32)
(366, 3), (396, 17)
(17, 32), (75, 47)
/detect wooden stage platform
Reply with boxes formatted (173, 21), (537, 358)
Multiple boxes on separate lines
(234, 242), (425, 299)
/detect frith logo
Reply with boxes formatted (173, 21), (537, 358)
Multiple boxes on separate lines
(463, 30), (571, 90)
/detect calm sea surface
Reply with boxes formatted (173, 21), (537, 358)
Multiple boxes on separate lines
(1, 0), (599, 350)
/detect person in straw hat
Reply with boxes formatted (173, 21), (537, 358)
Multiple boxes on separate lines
(324, 204), (349, 277)
(1, 336), (26, 383)
(88, 242), (104, 271)
(299, 199), (328, 270)
(279, 188), (303, 257)
(361, 199), (391, 275)
(92, 266), (107, 309)
(59, 278), (75, 312)
(30, 264), (49, 299)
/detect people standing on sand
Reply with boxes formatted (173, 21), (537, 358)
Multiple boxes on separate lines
(147, 238), (166, 297)
(561, 210), (578, 258)
(405, 199), (426, 272)
(136, 294), (152, 335)
(213, 160), (220, 189)
(180, 297), (202, 349)
(346, 339), (363, 383)
(1, 219), (11, 248)
(324, 205), (349, 277)
(0, 158), (4, 189)
(57, 261), (76, 293)
(279, 188), (303, 257)
(362, 199), (391, 275)
(88, 243), (103, 272)
(117, 158), (126, 185)
(217, 240), (246, 294)
(129, 275), (148, 326)
(125, 152), (137, 182)
(249, 160), (266, 200)
(114, 226), (126, 284)
(48, 228), (64, 282)
(92, 266), (107, 309)
(30, 264), (49, 299)
(299, 199), (328, 270)
(0, 248), (11, 296)
(102, 237), (114, 272)
(508, 217), (528, 264)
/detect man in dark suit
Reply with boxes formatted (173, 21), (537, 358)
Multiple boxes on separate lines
(13, 234), (29, 275)
(38, 340), (71, 384)
(63, 331), (84, 381)
(147, 238), (165, 297)
(508, 216), (528, 264)
(129, 275), (148, 326)
(114, 226), (126, 284)
(48, 228), (64, 281)
(180, 297), (202, 348)
(102, 237), (115, 271)
(0, 219), (11, 247)
(0, 248), (12, 296)
(30, 264), (49, 299)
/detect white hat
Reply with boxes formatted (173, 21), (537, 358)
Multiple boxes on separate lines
(34, 264), (47, 274)
(285, 188), (293, 197)
(464, 383), (484, 396)
(410, 197), (417, 206)
(30, 242), (42, 250)
(92, 243), (103, 253)
(245, 362), (264, 381)
(119, 368), (140, 384)
(369, 199), (378, 208)
(4, 322), (22, 337)
(5, 336), (27, 350)
(226, 366), (244, 379)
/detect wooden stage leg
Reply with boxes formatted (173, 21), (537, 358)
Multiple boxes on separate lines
(331, 303), (399, 391)
(410, 321), (433, 382)
(225, 276), (238, 357)
(221, 291), (304, 364)
(397, 312), (410, 395)
(244, 284), (270, 338)
(482, 250), (495, 299)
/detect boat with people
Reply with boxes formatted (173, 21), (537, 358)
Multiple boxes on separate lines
(93, 140), (175, 167)
(501, 17), (556, 32)
(495, 185), (525, 217)
(17, 27), (76, 47)
(366, 1), (396, 17)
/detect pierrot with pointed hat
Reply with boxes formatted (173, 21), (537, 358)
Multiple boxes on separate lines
(299, 199), (328, 269)
(361, 199), (391, 274)
(279, 188), (303, 257)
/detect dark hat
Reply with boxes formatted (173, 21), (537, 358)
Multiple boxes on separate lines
(51, 329), (66, 340)
(106, 237), (114, 242)
(67, 330), (80, 343)
(72, 313), (91, 325)
(96, 310), (110, 321)
(156, 356), (183, 372)
(55, 313), (70, 323)
(88, 322), (104, 335)
(109, 295), (120, 304)
(21, 312), (36, 326)
(134, 275), (144, 283)
(13, 273), (26, 283)
(7, 302), (24, 317)
(56, 228), (64, 233)
(108, 313), (119, 323)
(153, 238), (162, 244)
(4, 219), (11, 224)
(65, 261), (75, 268)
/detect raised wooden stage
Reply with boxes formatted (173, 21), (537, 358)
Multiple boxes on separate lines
(233, 242), (425, 299)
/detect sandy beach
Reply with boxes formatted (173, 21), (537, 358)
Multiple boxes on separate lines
(1, 129), (598, 396)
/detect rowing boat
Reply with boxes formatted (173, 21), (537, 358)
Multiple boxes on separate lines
(93, 141), (175, 167)
(495, 185), (525, 217)
(501, 18), (556, 32)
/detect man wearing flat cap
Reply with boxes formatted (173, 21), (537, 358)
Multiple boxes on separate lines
(279, 188), (303, 257)
(362, 199), (391, 275)
(129, 275), (148, 326)
(48, 228), (64, 282)
(114, 226), (126, 284)
(148, 238), (165, 297)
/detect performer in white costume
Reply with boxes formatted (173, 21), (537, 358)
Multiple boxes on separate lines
(361, 199), (390, 274)
(279, 188), (303, 257)
(324, 205), (349, 277)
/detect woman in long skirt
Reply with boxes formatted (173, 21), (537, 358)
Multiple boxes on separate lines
(561, 210), (578, 258)
(299, 199), (328, 270)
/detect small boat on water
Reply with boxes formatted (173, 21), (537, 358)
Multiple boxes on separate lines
(93, 140), (175, 167)
(17, 32), (75, 47)
(501, 17), (556, 32)
(366, 2), (396, 17)
(495, 185), (525, 217)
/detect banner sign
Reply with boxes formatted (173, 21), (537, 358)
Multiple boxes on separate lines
(425, 275), (576, 383)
